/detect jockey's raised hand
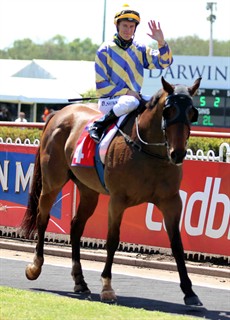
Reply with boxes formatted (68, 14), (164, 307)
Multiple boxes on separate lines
(147, 20), (166, 46)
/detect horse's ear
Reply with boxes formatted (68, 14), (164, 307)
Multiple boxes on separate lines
(161, 76), (174, 95)
(188, 77), (202, 96)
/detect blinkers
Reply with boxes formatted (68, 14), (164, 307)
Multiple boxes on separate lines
(162, 94), (198, 129)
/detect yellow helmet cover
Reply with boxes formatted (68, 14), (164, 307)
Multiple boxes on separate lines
(114, 4), (140, 25)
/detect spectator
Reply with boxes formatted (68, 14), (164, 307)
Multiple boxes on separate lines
(41, 107), (54, 122)
(15, 112), (28, 123)
(0, 106), (12, 121)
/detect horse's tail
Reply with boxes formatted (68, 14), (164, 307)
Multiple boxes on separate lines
(20, 112), (56, 238)
(20, 145), (42, 238)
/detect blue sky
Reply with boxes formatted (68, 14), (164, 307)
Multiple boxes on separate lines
(0, 0), (229, 49)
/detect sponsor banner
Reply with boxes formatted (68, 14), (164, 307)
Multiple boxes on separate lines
(143, 56), (229, 95)
(0, 144), (229, 256)
(0, 144), (73, 234)
(82, 161), (230, 257)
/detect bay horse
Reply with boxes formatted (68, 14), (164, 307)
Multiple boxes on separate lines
(21, 77), (202, 306)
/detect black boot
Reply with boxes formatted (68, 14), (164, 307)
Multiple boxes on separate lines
(88, 109), (118, 143)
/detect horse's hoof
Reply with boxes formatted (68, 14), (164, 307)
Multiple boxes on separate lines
(184, 295), (203, 306)
(25, 263), (42, 280)
(100, 289), (117, 303)
(74, 283), (91, 295)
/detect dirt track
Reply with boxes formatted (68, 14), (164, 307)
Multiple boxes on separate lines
(1, 237), (229, 285)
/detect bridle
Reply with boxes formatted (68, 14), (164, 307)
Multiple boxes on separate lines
(162, 93), (198, 130)
(117, 93), (198, 160)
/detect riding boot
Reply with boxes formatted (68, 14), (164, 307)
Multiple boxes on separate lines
(88, 109), (118, 143)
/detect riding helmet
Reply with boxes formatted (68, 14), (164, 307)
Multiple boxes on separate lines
(114, 4), (140, 26)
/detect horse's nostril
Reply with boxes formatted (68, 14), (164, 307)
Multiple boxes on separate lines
(171, 150), (186, 164)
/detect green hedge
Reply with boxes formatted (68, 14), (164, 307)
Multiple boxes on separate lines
(0, 127), (42, 142)
(0, 126), (229, 156)
(187, 137), (230, 154)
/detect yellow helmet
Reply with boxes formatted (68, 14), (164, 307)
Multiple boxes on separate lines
(114, 4), (140, 26)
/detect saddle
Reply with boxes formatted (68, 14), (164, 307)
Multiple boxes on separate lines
(71, 100), (147, 189)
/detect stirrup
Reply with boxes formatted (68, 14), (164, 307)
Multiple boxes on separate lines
(88, 127), (102, 143)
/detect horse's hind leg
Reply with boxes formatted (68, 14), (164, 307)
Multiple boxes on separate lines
(161, 195), (203, 306)
(71, 183), (99, 294)
(26, 189), (62, 280)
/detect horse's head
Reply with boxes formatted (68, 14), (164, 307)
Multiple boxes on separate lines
(160, 76), (201, 165)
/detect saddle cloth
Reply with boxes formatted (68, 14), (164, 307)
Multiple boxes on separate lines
(71, 114), (126, 167)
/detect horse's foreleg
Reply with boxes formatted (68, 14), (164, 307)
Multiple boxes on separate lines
(162, 196), (203, 306)
(25, 191), (58, 280)
(100, 198), (124, 302)
(71, 186), (99, 294)
(169, 225), (202, 306)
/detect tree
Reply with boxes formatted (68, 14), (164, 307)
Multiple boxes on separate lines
(0, 35), (229, 60)
(6, 39), (37, 59)
(150, 35), (230, 56)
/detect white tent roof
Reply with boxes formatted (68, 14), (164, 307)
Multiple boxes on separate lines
(10, 59), (96, 94)
(0, 59), (96, 104)
(0, 59), (30, 77)
(0, 77), (82, 104)
(13, 60), (55, 79)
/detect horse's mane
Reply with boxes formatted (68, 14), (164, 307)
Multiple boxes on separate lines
(146, 88), (163, 110)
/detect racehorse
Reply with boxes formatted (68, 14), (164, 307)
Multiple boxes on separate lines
(21, 76), (202, 306)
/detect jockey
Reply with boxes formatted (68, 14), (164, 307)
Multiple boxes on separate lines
(89, 3), (173, 143)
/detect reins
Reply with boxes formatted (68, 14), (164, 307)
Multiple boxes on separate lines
(135, 116), (166, 147)
(116, 90), (197, 161)
(116, 117), (169, 161)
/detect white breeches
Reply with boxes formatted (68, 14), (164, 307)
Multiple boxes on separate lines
(98, 95), (139, 117)
(98, 95), (152, 117)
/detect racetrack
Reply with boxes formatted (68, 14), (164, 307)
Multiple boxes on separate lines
(1, 246), (230, 320)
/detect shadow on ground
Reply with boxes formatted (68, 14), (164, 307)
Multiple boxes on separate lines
(32, 288), (229, 320)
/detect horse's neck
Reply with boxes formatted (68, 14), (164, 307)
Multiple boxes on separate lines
(138, 107), (164, 143)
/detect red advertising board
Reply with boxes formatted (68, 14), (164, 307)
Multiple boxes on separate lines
(78, 162), (230, 256)
(0, 144), (229, 256)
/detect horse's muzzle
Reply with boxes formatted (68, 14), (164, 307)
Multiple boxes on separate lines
(170, 149), (187, 165)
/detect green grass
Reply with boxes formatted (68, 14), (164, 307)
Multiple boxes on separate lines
(0, 286), (197, 320)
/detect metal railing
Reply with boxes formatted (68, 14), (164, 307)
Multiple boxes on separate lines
(186, 142), (230, 162)
(1, 121), (230, 162)
(1, 121), (230, 138)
